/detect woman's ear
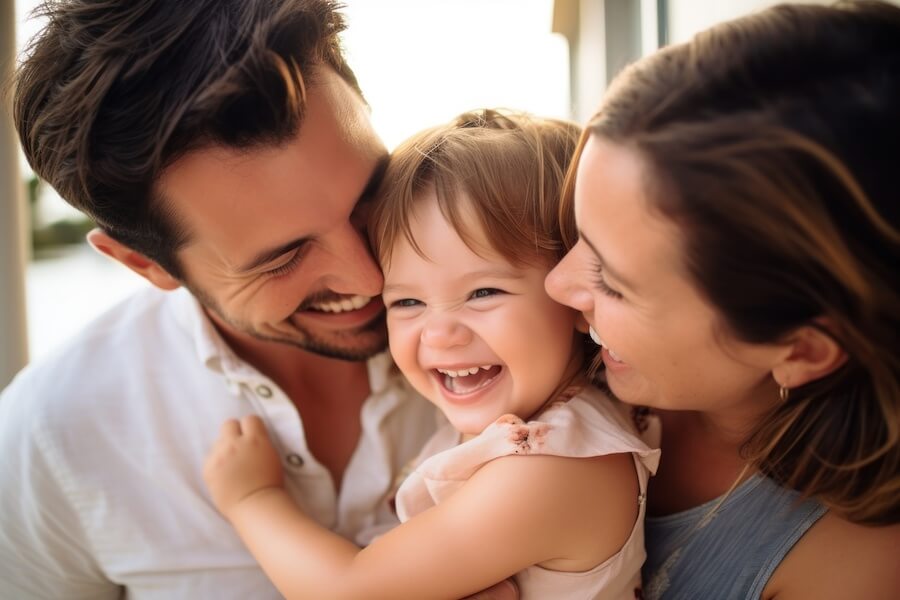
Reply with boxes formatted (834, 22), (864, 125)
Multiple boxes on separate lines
(574, 313), (590, 334)
(771, 320), (847, 390)
(87, 229), (181, 291)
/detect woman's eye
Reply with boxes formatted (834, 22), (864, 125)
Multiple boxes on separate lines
(470, 288), (502, 300)
(592, 264), (623, 299)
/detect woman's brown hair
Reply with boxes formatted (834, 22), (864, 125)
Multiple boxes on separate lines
(564, 1), (900, 524)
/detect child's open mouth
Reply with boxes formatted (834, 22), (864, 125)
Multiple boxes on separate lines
(434, 365), (502, 395)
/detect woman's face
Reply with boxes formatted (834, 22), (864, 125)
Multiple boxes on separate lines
(545, 136), (783, 416)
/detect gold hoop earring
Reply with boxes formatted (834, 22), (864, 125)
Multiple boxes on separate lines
(779, 386), (790, 402)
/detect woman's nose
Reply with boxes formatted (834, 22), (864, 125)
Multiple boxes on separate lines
(545, 248), (594, 312)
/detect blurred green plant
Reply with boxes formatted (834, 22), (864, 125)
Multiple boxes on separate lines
(27, 175), (95, 256)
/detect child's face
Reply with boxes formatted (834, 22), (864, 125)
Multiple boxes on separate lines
(381, 192), (580, 435)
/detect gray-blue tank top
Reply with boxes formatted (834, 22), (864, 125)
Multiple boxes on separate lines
(643, 474), (826, 599)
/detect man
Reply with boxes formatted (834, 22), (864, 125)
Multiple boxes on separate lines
(0, 1), (518, 597)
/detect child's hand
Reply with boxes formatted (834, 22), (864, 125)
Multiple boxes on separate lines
(203, 415), (284, 520)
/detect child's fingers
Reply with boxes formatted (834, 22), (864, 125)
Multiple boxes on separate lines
(219, 418), (242, 439)
(241, 414), (268, 438)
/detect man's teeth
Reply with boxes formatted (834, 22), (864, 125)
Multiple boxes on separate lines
(310, 295), (371, 313)
(589, 326), (623, 362)
(436, 365), (493, 378)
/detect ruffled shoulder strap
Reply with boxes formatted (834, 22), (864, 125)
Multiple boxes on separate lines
(395, 386), (660, 521)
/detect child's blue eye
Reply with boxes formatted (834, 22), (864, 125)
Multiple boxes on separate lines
(391, 298), (422, 308)
(470, 288), (502, 300)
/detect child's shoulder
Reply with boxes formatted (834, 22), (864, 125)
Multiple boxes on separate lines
(527, 385), (659, 460)
(466, 427), (642, 573)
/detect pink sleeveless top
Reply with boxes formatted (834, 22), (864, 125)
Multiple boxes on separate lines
(395, 386), (660, 599)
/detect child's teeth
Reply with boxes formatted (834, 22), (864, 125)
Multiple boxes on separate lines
(438, 367), (491, 377)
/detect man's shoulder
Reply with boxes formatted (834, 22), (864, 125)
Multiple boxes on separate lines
(63, 285), (187, 352)
(1, 287), (194, 414)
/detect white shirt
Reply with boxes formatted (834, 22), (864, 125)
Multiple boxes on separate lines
(0, 287), (439, 599)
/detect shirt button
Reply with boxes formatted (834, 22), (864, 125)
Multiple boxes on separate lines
(285, 454), (304, 468)
(255, 384), (273, 398)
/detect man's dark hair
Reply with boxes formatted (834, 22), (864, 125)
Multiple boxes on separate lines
(14, 0), (360, 277)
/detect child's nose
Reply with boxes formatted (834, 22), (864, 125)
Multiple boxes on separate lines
(421, 316), (473, 349)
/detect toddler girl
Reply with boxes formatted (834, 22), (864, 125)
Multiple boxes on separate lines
(204, 109), (658, 600)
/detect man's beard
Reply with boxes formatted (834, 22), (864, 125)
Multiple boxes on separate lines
(276, 316), (388, 361)
(188, 283), (388, 361)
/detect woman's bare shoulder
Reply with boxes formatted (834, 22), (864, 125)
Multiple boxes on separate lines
(765, 512), (900, 600)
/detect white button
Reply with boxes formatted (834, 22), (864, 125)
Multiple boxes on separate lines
(285, 454), (304, 468)
(255, 384), (273, 398)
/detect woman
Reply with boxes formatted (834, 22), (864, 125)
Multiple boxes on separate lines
(545, 1), (900, 598)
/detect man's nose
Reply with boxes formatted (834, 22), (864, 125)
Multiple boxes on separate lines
(325, 222), (384, 298)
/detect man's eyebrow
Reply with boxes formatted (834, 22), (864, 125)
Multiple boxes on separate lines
(578, 230), (638, 291)
(238, 155), (388, 275)
(238, 237), (310, 273)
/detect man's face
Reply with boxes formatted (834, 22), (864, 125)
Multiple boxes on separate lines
(158, 68), (388, 361)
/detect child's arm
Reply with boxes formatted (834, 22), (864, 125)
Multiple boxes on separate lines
(204, 415), (637, 600)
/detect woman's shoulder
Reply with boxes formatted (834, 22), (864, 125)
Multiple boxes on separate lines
(765, 512), (900, 600)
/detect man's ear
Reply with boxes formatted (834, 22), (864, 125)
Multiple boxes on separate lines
(87, 228), (181, 291)
(771, 321), (848, 390)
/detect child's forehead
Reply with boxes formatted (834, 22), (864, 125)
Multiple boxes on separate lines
(405, 192), (503, 258)
(392, 194), (549, 271)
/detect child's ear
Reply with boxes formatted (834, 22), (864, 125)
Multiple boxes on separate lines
(771, 320), (847, 390)
(87, 228), (181, 291)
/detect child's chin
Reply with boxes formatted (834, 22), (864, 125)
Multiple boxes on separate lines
(447, 413), (491, 437)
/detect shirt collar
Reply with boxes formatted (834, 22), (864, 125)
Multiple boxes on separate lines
(170, 288), (245, 381)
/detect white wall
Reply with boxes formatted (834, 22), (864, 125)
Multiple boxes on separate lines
(667, 0), (900, 44)
(667, 0), (823, 44)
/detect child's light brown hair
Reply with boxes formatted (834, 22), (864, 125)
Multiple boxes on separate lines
(370, 109), (581, 269)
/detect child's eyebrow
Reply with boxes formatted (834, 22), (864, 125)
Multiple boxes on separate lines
(381, 282), (412, 296)
(458, 268), (527, 282)
(382, 268), (526, 296)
